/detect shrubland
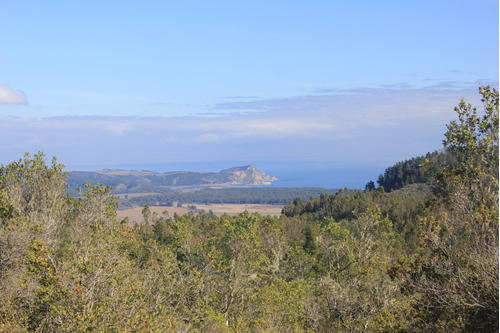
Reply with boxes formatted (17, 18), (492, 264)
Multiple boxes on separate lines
(0, 87), (497, 332)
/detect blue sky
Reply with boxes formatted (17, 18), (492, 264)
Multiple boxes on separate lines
(0, 0), (498, 176)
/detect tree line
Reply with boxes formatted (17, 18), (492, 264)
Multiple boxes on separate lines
(366, 150), (458, 192)
(119, 187), (339, 208)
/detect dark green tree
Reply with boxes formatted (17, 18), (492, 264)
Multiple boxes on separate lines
(365, 180), (376, 191)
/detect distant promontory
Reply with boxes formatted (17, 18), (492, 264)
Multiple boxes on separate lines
(66, 165), (278, 195)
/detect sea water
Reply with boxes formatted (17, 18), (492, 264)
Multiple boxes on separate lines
(73, 160), (384, 190)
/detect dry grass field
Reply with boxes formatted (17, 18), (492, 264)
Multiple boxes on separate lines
(193, 203), (284, 217)
(117, 203), (284, 224)
(117, 206), (190, 223)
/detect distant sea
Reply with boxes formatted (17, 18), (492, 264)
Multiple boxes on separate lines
(74, 160), (385, 190)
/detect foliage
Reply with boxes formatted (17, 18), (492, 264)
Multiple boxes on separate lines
(392, 86), (499, 332)
(118, 187), (339, 208)
(374, 150), (457, 192)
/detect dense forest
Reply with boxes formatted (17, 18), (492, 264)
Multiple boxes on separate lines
(118, 187), (339, 208)
(370, 150), (458, 192)
(0, 86), (497, 332)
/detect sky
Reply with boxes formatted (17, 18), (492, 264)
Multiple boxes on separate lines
(0, 1), (498, 181)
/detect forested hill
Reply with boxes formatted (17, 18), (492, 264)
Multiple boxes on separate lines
(367, 150), (458, 192)
(66, 165), (278, 195)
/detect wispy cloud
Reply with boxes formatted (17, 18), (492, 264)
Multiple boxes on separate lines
(0, 85), (27, 105)
(0, 86), (495, 168)
(194, 133), (220, 143)
(212, 87), (483, 123)
(226, 96), (260, 99)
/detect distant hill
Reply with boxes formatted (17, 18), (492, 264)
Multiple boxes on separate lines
(66, 165), (278, 195)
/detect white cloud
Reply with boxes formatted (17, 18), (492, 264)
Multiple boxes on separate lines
(0, 85), (27, 105)
(164, 136), (178, 143)
(222, 118), (336, 138)
(12, 137), (44, 148)
(0, 86), (491, 168)
(194, 133), (220, 142)
(104, 121), (134, 135)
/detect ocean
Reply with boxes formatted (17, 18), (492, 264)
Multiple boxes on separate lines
(80, 160), (385, 190)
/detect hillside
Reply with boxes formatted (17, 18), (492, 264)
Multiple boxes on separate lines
(67, 165), (278, 195)
(371, 150), (458, 192)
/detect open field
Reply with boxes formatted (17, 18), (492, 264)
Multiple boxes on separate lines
(117, 203), (284, 223)
(117, 206), (191, 223)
